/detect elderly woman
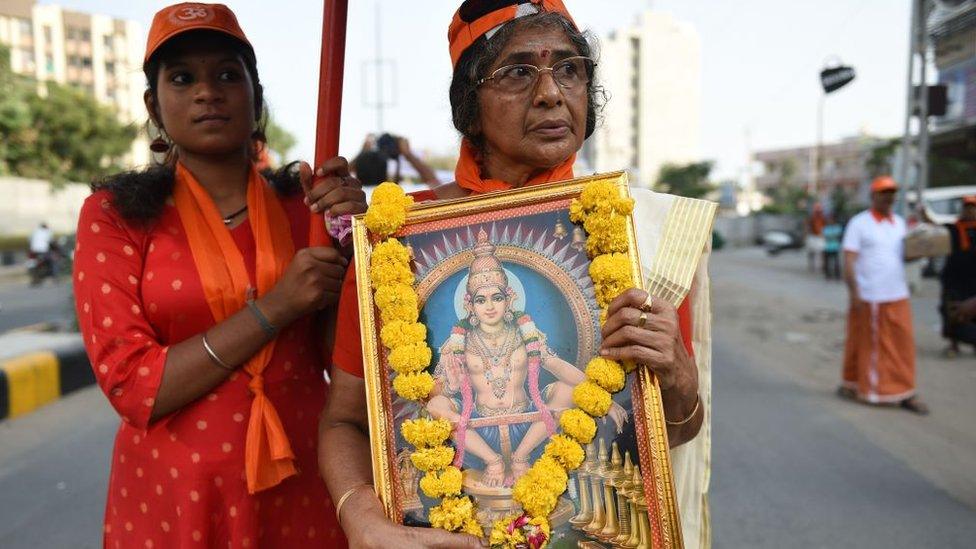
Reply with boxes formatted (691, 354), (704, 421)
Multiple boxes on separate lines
(317, 1), (707, 547)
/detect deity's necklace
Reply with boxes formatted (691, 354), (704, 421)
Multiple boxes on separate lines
(470, 328), (519, 399)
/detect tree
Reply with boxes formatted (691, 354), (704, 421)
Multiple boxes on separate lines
(656, 161), (715, 198)
(0, 45), (135, 185)
(865, 138), (899, 178)
(263, 113), (297, 164)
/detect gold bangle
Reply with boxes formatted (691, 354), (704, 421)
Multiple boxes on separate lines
(335, 484), (372, 521)
(666, 393), (700, 426)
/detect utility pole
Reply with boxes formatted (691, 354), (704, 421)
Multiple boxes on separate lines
(363, 1), (395, 132)
(900, 0), (931, 214)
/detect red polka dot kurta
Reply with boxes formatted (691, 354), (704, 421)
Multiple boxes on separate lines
(74, 188), (347, 548)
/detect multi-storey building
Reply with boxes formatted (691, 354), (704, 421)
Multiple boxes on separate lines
(0, 0), (147, 167)
(583, 10), (701, 189)
(930, 0), (976, 185)
(754, 134), (887, 204)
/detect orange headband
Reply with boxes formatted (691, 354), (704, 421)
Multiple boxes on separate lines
(447, 0), (577, 67)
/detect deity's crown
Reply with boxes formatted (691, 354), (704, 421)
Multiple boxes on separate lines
(467, 228), (508, 295)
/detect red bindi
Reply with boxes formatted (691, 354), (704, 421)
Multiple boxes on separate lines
(541, 49), (551, 58)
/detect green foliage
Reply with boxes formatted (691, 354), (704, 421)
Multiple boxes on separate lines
(0, 44), (135, 185)
(929, 152), (976, 188)
(263, 113), (297, 163)
(865, 138), (899, 178)
(761, 186), (810, 215)
(656, 161), (715, 198)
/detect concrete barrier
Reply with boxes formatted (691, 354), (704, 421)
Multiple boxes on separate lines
(0, 332), (92, 420)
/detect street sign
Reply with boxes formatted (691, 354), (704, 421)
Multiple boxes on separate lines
(820, 65), (856, 93)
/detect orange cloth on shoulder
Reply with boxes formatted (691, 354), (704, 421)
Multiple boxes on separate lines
(454, 138), (576, 194)
(173, 162), (297, 494)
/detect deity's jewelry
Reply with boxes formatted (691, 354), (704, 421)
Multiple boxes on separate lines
(469, 327), (519, 399)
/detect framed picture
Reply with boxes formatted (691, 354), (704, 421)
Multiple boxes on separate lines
(353, 172), (683, 548)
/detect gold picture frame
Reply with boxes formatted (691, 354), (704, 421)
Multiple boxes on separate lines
(352, 172), (683, 548)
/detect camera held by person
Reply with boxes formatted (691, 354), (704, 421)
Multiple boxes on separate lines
(351, 133), (441, 188)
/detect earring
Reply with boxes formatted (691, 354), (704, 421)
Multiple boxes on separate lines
(468, 314), (480, 327)
(150, 128), (170, 153)
(503, 311), (514, 324)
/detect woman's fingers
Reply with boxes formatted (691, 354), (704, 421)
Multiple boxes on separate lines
(606, 288), (668, 319)
(600, 307), (674, 339)
(308, 184), (366, 215)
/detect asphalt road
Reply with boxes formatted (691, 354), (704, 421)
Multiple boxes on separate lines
(0, 280), (74, 333)
(0, 250), (974, 548)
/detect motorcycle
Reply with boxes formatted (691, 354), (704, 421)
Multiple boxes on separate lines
(27, 244), (64, 287)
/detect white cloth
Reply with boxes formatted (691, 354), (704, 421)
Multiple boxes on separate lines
(29, 226), (52, 254)
(841, 210), (909, 303)
(633, 188), (715, 549)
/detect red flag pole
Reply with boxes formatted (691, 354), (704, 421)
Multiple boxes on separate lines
(310, 0), (348, 247)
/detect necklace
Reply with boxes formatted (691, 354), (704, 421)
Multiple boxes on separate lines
(468, 328), (520, 399)
(222, 204), (248, 225)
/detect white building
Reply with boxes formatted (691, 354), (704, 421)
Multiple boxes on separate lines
(0, 0), (148, 167)
(586, 10), (701, 189)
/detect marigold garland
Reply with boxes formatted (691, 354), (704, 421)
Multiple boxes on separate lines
(364, 180), (638, 547)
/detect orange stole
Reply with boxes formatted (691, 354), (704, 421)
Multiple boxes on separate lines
(453, 138), (576, 194)
(173, 162), (297, 493)
(842, 299), (916, 403)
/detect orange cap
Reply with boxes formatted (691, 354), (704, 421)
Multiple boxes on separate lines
(145, 3), (251, 62)
(963, 195), (976, 206)
(870, 176), (899, 193)
(448, 0), (576, 67)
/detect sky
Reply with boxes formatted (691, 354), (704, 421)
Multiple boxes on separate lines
(45, 0), (911, 181)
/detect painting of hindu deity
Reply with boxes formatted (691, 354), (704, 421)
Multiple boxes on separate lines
(354, 174), (682, 548)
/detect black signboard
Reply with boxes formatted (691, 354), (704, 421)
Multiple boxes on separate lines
(820, 65), (856, 93)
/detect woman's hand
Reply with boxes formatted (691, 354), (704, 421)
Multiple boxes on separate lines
(258, 246), (348, 328)
(299, 157), (367, 217)
(599, 289), (693, 392)
(604, 400), (628, 434)
(343, 493), (482, 549)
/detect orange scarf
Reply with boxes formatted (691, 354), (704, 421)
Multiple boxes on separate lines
(173, 162), (297, 494)
(454, 138), (575, 193)
(957, 220), (976, 252)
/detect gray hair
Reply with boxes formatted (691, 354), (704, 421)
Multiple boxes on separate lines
(448, 12), (606, 151)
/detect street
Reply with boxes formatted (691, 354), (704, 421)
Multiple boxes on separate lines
(0, 279), (74, 333)
(1, 248), (975, 548)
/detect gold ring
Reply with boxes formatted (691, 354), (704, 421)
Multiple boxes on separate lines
(641, 293), (654, 312)
(637, 311), (648, 329)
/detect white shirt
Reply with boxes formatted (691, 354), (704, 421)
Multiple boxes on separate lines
(842, 210), (909, 303)
(29, 226), (52, 254)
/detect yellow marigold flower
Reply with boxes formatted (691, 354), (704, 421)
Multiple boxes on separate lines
(392, 371), (434, 401)
(584, 213), (629, 256)
(543, 434), (585, 470)
(429, 496), (476, 532)
(489, 515), (527, 547)
(420, 466), (463, 499)
(560, 408), (597, 444)
(512, 457), (567, 518)
(370, 239), (414, 289)
(409, 445), (454, 471)
(569, 200), (585, 224)
(461, 517), (484, 538)
(380, 320), (427, 350)
(371, 181), (413, 207)
(387, 342), (432, 374)
(586, 357), (626, 392)
(364, 202), (407, 238)
(401, 417), (453, 449)
(589, 253), (633, 308)
(573, 381), (612, 417)
(374, 283), (419, 323)
(370, 237), (410, 266)
(622, 360), (638, 374)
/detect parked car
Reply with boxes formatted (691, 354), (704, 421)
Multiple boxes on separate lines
(905, 186), (976, 225)
(761, 229), (804, 255)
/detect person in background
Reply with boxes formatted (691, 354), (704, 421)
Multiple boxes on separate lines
(822, 214), (843, 280)
(29, 222), (53, 256)
(839, 176), (928, 414)
(806, 203), (826, 273)
(73, 4), (365, 546)
(351, 133), (441, 188)
(939, 195), (976, 356)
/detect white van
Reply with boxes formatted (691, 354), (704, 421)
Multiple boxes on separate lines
(906, 186), (976, 224)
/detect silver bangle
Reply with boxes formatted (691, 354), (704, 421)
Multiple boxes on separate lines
(202, 333), (235, 371)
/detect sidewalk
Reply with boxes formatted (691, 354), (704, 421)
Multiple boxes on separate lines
(711, 247), (976, 509)
(0, 330), (91, 420)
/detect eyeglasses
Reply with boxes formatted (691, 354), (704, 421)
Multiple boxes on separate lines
(477, 56), (595, 95)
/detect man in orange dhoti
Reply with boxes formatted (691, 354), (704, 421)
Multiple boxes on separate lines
(839, 176), (929, 414)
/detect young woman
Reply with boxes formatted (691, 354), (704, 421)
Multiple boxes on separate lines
(73, 4), (365, 547)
